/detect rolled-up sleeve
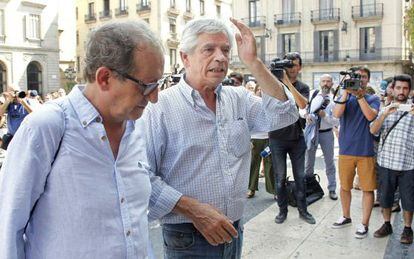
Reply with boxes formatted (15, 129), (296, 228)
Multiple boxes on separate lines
(143, 107), (183, 221)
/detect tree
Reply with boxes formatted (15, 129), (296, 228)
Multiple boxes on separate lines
(406, 5), (414, 50)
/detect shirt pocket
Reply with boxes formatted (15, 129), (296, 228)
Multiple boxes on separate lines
(227, 119), (251, 158)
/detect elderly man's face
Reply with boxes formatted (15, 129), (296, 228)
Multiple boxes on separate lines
(182, 32), (230, 88)
(320, 76), (333, 94)
(110, 47), (164, 121)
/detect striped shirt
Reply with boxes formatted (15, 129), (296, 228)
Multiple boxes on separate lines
(374, 110), (414, 171)
(145, 77), (299, 224)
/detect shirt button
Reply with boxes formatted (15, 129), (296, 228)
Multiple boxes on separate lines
(82, 121), (87, 126)
(95, 117), (102, 123)
(101, 136), (107, 141)
(126, 230), (131, 236)
(120, 197), (125, 203)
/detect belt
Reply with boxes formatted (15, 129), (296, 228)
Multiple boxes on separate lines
(319, 128), (332, 133)
(163, 220), (240, 233)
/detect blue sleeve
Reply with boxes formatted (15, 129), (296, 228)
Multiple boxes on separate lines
(143, 105), (182, 221)
(0, 103), (65, 259)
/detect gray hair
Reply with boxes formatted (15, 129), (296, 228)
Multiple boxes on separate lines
(180, 18), (233, 54)
(320, 74), (333, 82)
(83, 20), (164, 82)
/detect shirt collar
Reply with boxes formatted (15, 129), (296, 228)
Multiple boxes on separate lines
(67, 85), (101, 128)
(178, 74), (222, 106)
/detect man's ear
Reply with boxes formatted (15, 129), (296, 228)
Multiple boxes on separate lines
(180, 51), (190, 68)
(95, 67), (112, 91)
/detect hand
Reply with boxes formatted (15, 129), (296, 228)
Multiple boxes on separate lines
(318, 110), (326, 118)
(2, 92), (13, 103)
(383, 103), (398, 117)
(281, 70), (292, 86)
(190, 202), (238, 246)
(346, 88), (364, 98)
(305, 114), (313, 124)
(230, 17), (257, 67)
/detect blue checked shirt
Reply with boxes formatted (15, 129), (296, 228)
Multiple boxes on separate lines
(373, 110), (414, 171)
(145, 78), (299, 224)
(0, 86), (152, 259)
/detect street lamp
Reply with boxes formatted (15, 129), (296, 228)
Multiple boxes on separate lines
(64, 67), (76, 82)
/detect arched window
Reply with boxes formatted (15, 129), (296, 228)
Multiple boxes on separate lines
(0, 62), (6, 93)
(27, 61), (42, 93)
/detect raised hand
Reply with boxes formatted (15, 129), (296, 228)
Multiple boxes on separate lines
(230, 17), (257, 67)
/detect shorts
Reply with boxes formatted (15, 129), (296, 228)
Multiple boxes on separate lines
(338, 155), (376, 191)
(377, 165), (414, 212)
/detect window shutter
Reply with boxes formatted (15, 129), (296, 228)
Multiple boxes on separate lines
(277, 34), (283, 56)
(375, 26), (382, 59)
(313, 31), (319, 62)
(295, 32), (301, 53)
(333, 30), (339, 61)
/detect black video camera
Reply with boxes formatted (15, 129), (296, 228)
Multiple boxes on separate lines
(222, 78), (235, 86)
(340, 67), (361, 91)
(269, 58), (294, 80)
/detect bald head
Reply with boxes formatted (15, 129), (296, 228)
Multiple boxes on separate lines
(319, 74), (333, 94)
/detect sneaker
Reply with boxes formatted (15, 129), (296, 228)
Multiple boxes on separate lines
(246, 190), (255, 198)
(332, 216), (352, 229)
(392, 204), (401, 213)
(299, 210), (316, 224)
(329, 191), (338, 200)
(374, 223), (393, 238)
(355, 223), (369, 239)
(400, 228), (413, 244)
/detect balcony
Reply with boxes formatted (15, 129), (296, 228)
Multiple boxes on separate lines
(352, 3), (383, 21)
(274, 12), (301, 27)
(99, 10), (112, 20)
(241, 16), (266, 28)
(311, 8), (340, 24)
(115, 7), (129, 16)
(230, 48), (411, 68)
(136, 2), (151, 13)
(183, 11), (194, 21)
(84, 13), (97, 23)
(167, 6), (179, 17)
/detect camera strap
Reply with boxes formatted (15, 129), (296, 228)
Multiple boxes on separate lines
(381, 111), (409, 147)
(307, 90), (319, 114)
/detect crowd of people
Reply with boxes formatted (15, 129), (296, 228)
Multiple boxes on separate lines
(0, 16), (412, 259)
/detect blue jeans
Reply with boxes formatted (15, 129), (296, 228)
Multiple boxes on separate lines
(162, 221), (243, 259)
(269, 136), (307, 212)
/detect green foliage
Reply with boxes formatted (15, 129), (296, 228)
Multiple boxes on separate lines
(406, 5), (414, 50)
(64, 82), (76, 93)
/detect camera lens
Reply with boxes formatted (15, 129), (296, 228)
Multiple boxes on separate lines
(18, 91), (26, 98)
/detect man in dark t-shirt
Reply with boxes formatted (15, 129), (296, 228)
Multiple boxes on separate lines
(269, 52), (315, 225)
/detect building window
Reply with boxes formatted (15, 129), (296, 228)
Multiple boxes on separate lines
(361, 27), (375, 53)
(169, 18), (176, 34)
(103, 0), (110, 12)
(76, 7), (78, 20)
(216, 5), (221, 17)
(0, 62), (6, 93)
(249, 0), (261, 26)
(186, 0), (191, 12)
(0, 10), (4, 37)
(142, 0), (149, 7)
(89, 2), (95, 15)
(27, 62), (42, 93)
(282, 34), (296, 54)
(320, 0), (333, 9)
(170, 0), (175, 8)
(25, 14), (41, 40)
(119, 0), (126, 10)
(76, 56), (80, 75)
(319, 30), (334, 61)
(200, 0), (205, 15)
(170, 49), (176, 66)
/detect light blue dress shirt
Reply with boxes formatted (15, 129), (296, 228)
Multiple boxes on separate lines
(145, 78), (299, 224)
(0, 86), (152, 259)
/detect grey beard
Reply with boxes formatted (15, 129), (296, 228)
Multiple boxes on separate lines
(321, 86), (330, 95)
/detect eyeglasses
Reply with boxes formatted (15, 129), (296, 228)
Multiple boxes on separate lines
(113, 70), (166, 96)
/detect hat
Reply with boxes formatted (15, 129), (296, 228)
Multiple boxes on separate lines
(29, 90), (38, 97)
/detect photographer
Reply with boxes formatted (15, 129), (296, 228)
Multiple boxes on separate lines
(0, 88), (32, 150)
(332, 66), (380, 239)
(304, 74), (339, 200)
(269, 52), (316, 225)
(370, 74), (414, 244)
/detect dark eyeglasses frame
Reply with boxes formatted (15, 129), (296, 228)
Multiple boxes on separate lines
(113, 70), (166, 96)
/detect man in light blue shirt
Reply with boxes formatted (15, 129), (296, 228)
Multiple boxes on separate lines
(145, 18), (298, 258)
(0, 21), (164, 258)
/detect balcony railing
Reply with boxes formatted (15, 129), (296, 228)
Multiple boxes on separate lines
(115, 7), (129, 16)
(352, 3), (383, 20)
(241, 16), (266, 28)
(311, 8), (340, 23)
(99, 10), (112, 19)
(230, 48), (412, 67)
(137, 2), (151, 12)
(274, 12), (301, 26)
(84, 13), (96, 23)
